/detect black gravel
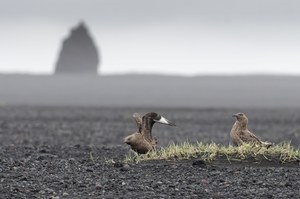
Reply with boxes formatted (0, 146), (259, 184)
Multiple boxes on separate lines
(0, 106), (300, 198)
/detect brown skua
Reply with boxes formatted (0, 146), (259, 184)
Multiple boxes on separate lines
(230, 112), (273, 148)
(124, 112), (176, 154)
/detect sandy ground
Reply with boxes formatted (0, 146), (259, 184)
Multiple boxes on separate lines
(0, 106), (300, 198)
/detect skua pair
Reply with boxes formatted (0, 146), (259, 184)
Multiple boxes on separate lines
(124, 112), (272, 154)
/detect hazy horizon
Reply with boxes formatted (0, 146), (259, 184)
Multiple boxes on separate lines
(0, 75), (299, 108)
(1, 70), (300, 77)
(1, 0), (300, 76)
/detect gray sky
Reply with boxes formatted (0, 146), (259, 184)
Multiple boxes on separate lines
(1, 0), (300, 75)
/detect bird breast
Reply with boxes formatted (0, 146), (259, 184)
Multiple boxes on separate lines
(125, 133), (154, 154)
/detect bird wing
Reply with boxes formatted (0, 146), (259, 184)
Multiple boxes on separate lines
(230, 131), (244, 146)
(240, 130), (262, 144)
(133, 113), (142, 133)
(141, 115), (154, 142)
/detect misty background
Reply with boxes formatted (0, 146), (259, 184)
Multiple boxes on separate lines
(1, 0), (300, 107)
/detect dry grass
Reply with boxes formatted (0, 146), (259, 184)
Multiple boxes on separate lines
(125, 142), (300, 163)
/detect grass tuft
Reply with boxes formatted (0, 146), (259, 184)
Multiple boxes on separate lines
(125, 142), (300, 163)
(104, 158), (116, 165)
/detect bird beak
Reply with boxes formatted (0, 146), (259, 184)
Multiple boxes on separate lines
(232, 114), (238, 118)
(154, 116), (176, 126)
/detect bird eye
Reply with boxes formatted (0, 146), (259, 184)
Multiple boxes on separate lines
(238, 113), (243, 116)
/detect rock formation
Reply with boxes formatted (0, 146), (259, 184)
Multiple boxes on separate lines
(55, 22), (99, 74)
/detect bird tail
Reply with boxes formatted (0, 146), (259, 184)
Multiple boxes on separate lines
(261, 141), (273, 149)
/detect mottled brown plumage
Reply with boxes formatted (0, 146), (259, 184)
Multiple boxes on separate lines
(124, 112), (176, 154)
(230, 112), (273, 147)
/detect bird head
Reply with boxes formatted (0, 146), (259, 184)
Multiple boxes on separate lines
(232, 112), (248, 124)
(144, 112), (176, 127)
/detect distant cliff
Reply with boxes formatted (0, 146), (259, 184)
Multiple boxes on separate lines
(55, 22), (100, 74)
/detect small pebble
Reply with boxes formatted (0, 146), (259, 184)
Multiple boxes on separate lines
(120, 164), (130, 171)
(192, 159), (206, 168)
(62, 192), (69, 196)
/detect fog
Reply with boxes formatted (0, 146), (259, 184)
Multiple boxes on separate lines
(0, 74), (299, 108)
(1, 1), (300, 107)
(1, 0), (300, 75)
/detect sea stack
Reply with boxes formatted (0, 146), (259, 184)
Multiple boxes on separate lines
(55, 22), (100, 75)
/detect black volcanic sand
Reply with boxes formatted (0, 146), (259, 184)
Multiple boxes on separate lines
(0, 106), (300, 198)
